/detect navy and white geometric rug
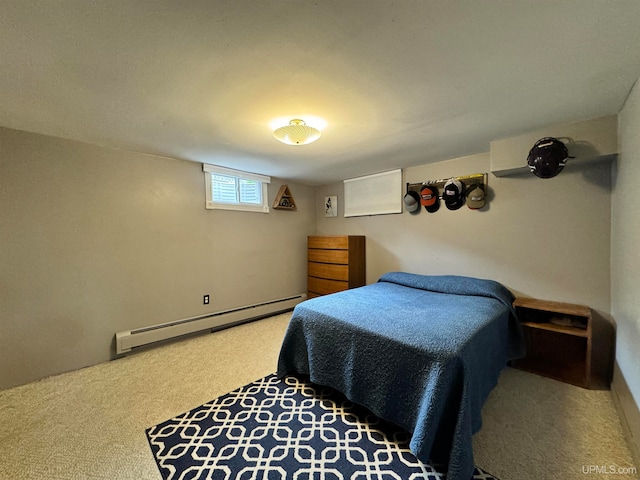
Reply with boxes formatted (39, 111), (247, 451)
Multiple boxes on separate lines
(146, 374), (499, 480)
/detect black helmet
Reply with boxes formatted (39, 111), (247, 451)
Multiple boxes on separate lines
(527, 137), (569, 179)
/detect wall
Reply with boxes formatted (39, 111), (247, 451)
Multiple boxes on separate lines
(612, 77), (640, 442)
(317, 153), (611, 308)
(0, 127), (316, 390)
(316, 151), (614, 378)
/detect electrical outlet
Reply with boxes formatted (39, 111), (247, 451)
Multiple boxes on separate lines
(203, 294), (210, 305)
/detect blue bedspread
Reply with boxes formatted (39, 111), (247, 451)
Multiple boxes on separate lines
(277, 272), (525, 480)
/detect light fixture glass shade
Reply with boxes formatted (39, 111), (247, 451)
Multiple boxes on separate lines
(273, 119), (321, 145)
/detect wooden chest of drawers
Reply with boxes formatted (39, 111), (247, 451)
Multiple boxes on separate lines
(307, 235), (366, 298)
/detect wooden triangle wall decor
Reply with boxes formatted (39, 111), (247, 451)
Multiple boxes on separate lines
(273, 185), (297, 210)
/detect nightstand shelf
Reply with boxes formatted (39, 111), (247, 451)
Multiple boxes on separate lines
(510, 297), (592, 389)
(519, 321), (590, 337)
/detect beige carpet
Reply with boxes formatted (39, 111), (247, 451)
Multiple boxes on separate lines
(0, 312), (636, 479)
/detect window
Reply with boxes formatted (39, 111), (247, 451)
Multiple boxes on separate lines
(203, 164), (270, 213)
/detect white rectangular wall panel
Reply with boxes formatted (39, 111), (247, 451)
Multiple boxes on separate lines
(344, 169), (402, 217)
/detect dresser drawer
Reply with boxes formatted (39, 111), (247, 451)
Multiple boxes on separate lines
(308, 277), (348, 295)
(308, 249), (349, 264)
(308, 236), (349, 250)
(308, 262), (349, 281)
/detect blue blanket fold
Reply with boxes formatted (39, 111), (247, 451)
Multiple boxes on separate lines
(277, 272), (525, 480)
(377, 271), (515, 308)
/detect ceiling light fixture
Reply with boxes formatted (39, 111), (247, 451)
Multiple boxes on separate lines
(273, 119), (321, 146)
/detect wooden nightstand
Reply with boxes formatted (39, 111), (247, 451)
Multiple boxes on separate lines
(510, 297), (592, 389)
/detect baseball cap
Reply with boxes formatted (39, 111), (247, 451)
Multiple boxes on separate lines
(420, 185), (440, 213)
(466, 185), (485, 209)
(403, 190), (421, 213)
(442, 179), (465, 210)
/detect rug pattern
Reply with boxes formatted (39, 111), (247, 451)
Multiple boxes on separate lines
(146, 374), (498, 480)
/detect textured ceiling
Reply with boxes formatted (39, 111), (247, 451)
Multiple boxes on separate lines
(1, 1), (640, 185)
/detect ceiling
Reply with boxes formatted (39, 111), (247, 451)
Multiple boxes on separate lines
(1, 1), (640, 186)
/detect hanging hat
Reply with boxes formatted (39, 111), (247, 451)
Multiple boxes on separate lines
(420, 185), (440, 213)
(527, 137), (569, 179)
(442, 179), (465, 210)
(403, 190), (421, 213)
(466, 184), (485, 209)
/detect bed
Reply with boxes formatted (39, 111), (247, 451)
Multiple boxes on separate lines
(277, 271), (525, 480)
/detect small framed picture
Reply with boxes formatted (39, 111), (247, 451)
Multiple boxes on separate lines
(324, 195), (337, 217)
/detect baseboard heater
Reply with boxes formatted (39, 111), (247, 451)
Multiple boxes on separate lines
(115, 293), (306, 355)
